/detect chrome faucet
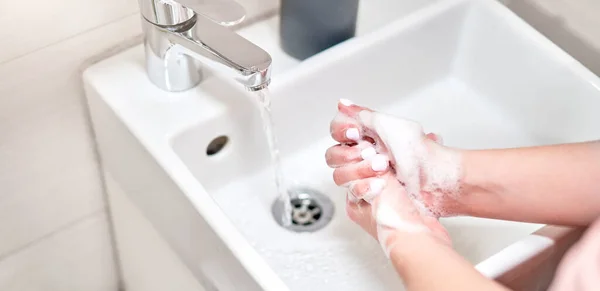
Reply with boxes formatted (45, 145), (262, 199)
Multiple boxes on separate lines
(138, 0), (272, 92)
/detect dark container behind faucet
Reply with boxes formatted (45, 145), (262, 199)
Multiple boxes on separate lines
(280, 0), (360, 60)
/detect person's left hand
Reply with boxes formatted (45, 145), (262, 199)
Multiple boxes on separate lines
(344, 172), (452, 253)
(325, 100), (453, 252)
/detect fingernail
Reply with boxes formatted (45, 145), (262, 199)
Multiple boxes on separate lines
(360, 147), (377, 160)
(347, 190), (360, 203)
(362, 178), (386, 203)
(371, 154), (388, 172)
(339, 99), (354, 106)
(370, 178), (386, 194)
(345, 128), (360, 141)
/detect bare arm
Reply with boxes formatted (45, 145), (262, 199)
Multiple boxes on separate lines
(327, 101), (600, 290)
(387, 141), (600, 290)
(458, 141), (600, 226)
(388, 232), (508, 291)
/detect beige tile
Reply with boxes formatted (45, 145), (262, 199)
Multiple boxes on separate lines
(0, 0), (139, 63)
(0, 14), (141, 258)
(237, 0), (279, 20)
(0, 0), (273, 279)
(0, 0), (276, 64)
(0, 212), (118, 291)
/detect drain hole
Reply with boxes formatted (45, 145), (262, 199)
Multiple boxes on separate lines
(272, 187), (334, 232)
(206, 136), (229, 156)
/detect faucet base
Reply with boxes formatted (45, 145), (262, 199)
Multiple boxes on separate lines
(142, 17), (203, 92)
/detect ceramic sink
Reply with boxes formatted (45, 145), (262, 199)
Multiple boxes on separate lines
(83, 0), (600, 290)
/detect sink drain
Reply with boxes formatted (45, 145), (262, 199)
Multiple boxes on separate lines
(272, 187), (334, 232)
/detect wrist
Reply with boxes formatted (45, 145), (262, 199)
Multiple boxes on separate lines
(424, 140), (472, 216)
(385, 228), (448, 255)
(453, 149), (499, 216)
(387, 231), (451, 274)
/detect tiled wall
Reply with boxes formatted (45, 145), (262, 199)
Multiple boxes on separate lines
(0, 0), (139, 288)
(0, 0), (274, 289)
(0, 0), (597, 290)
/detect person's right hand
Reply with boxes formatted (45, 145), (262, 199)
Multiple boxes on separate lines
(345, 172), (453, 254)
(326, 100), (464, 218)
(325, 99), (465, 253)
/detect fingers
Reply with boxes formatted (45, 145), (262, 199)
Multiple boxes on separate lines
(345, 196), (378, 238)
(337, 99), (372, 118)
(347, 177), (387, 203)
(333, 154), (390, 186)
(330, 112), (363, 143)
(325, 141), (376, 168)
(330, 99), (376, 143)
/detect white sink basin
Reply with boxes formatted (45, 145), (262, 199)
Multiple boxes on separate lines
(83, 0), (600, 290)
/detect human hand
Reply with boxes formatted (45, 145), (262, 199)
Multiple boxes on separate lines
(327, 99), (464, 217)
(346, 173), (452, 253)
(325, 99), (463, 252)
(548, 218), (600, 291)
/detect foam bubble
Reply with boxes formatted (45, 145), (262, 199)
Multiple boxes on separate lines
(353, 110), (462, 254)
(360, 110), (462, 217)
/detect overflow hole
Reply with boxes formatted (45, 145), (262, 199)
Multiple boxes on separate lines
(206, 136), (229, 156)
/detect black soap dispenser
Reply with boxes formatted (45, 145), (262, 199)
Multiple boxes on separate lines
(280, 0), (360, 60)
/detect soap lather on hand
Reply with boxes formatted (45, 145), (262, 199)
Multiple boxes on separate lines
(327, 99), (600, 291)
(326, 99), (464, 253)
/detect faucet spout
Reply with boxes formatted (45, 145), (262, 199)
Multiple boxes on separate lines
(139, 0), (272, 92)
(168, 15), (272, 91)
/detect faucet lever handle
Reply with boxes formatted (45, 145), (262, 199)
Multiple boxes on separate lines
(175, 0), (246, 26)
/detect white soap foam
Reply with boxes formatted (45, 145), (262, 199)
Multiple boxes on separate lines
(358, 110), (462, 217)
(375, 202), (428, 257)
(364, 111), (426, 201)
(347, 110), (462, 253)
(375, 203), (428, 233)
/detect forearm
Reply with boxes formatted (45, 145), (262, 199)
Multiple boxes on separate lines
(458, 141), (600, 225)
(389, 233), (508, 291)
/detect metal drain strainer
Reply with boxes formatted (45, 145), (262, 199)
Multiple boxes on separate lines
(272, 187), (334, 232)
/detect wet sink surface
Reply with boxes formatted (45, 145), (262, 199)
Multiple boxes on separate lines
(171, 0), (600, 289)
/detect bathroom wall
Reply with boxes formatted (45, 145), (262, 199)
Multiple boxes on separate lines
(0, 0), (598, 290)
(0, 0), (275, 290)
(503, 0), (600, 76)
